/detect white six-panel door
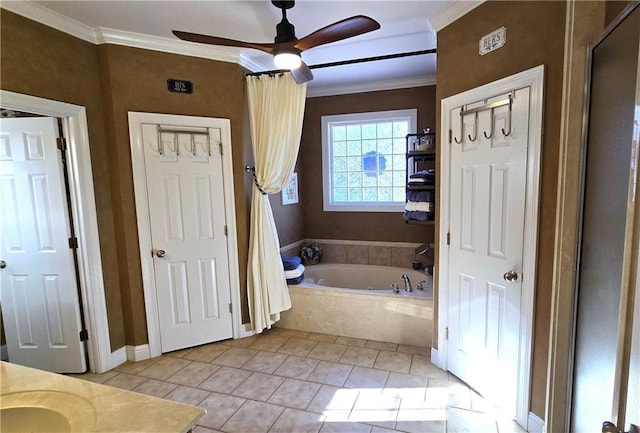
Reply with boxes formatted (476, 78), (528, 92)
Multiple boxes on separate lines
(0, 117), (86, 373)
(140, 123), (233, 353)
(447, 87), (531, 415)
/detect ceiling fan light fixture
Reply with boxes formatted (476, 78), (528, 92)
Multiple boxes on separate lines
(274, 50), (302, 70)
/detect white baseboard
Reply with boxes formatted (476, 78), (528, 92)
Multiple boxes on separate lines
(430, 347), (446, 370)
(1, 344), (8, 361)
(126, 344), (151, 362)
(528, 411), (545, 433)
(108, 344), (152, 370)
(109, 346), (127, 370)
(237, 323), (255, 339)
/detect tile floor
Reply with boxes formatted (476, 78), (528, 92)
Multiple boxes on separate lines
(74, 328), (527, 433)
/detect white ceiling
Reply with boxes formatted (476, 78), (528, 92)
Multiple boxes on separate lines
(5, 1), (483, 96)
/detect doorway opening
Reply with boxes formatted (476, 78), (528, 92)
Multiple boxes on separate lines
(436, 65), (544, 428)
(0, 90), (111, 373)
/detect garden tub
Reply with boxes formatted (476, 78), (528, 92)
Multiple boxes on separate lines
(279, 263), (433, 347)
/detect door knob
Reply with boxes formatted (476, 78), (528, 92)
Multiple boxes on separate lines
(155, 249), (166, 258)
(603, 421), (640, 433)
(503, 270), (518, 282)
(0, 260), (6, 269)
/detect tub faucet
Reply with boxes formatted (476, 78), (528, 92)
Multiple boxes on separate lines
(401, 274), (413, 292)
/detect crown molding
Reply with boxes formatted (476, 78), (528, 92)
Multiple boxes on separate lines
(1, 0), (98, 43)
(3, 0), (438, 95)
(1, 1), (245, 65)
(306, 75), (436, 98)
(238, 53), (270, 74)
(96, 28), (240, 64)
(429, 0), (486, 32)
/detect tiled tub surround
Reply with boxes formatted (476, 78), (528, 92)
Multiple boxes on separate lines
(279, 264), (433, 348)
(281, 240), (423, 268)
(71, 329), (525, 433)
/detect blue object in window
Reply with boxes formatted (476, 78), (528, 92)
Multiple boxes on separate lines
(362, 151), (387, 177)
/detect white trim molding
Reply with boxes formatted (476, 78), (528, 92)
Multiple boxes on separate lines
(126, 344), (151, 362)
(306, 75), (436, 98)
(2, 1), (436, 96)
(1, 0), (98, 43)
(528, 412), (546, 433)
(438, 65), (545, 429)
(0, 90), (112, 374)
(96, 27), (243, 65)
(429, 1), (486, 32)
(0, 2), (257, 69)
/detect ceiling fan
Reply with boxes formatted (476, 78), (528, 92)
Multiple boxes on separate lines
(172, 1), (381, 84)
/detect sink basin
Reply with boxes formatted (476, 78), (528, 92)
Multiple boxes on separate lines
(1, 406), (71, 432)
(0, 390), (96, 432)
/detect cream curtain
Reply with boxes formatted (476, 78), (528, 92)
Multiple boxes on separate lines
(246, 73), (307, 333)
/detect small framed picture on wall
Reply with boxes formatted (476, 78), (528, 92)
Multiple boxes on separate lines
(281, 172), (299, 205)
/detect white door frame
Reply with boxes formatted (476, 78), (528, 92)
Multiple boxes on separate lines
(0, 90), (112, 373)
(435, 65), (544, 428)
(128, 111), (249, 359)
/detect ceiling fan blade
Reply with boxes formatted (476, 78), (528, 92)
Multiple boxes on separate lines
(294, 15), (380, 51)
(172, 30), (276, 54)
(290, 61), (313, 84)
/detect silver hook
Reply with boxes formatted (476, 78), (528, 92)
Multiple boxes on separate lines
(467, 112), (478, 142)
(191, 133), (197, 156)
(453, 106), (464, 144)
(156, 127), (164, 156)
(174, 133), (180, 156)
(483, 107), (495, 139)
(501, 93), (513, 137)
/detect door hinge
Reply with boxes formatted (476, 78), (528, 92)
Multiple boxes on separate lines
(445, 327), (449, 340)
(68, 237), (78, 249)
(447, 232), (450, 245)
(219, 142), (223, 155)
(79, 329), (89, 342)
(57, 137), (67, 151)
(224, 225), (228, 236)
(448, 129), (452, 144)
(228, 303), (233, 314)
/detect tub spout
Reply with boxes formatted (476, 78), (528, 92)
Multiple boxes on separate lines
(401, 274), (413, 292)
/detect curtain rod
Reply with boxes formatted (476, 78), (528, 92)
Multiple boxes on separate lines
(245, 48), (437, 77)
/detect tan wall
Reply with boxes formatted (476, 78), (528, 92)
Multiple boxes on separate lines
(300, 86), (437, 244)
(270, 162), (305, 247)
(436, 1), (566, 418)
(0, 10), (126, 349)
(1, 11), (253, 350)
(97, 44), (250, 344)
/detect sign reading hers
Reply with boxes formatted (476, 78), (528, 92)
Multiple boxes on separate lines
(479, 27), (506, 56)
(167, 79), (193, 94)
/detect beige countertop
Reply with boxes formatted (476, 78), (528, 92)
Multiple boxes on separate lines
(0, 361), (204, 432)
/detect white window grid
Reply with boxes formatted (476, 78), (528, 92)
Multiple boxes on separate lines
(321, 109), (417, 212)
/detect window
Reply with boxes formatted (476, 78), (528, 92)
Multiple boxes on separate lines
(321, 109), (417, 212)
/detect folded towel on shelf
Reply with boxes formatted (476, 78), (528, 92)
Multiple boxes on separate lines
(405, 201), (434, 213)
(403, 210), (433, 221)
(409, 169), (435, 185)
(281, 255), (302, 271)
(406, 190), (434, 202)
(284, 264), (305, 280)
(409, 169), (435, 179)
